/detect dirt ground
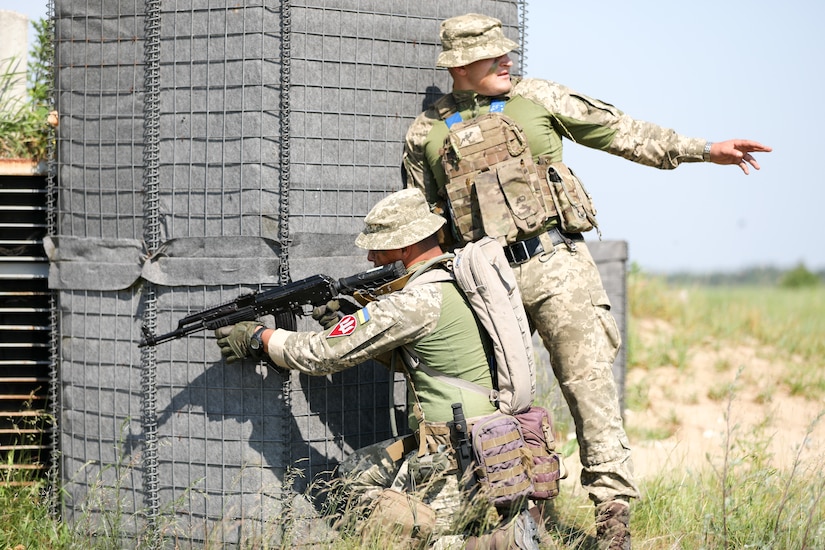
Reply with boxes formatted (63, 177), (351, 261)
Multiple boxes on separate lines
(556, 318), (825, 493)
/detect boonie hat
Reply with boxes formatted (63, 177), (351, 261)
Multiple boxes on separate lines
(355, 188), (445, 251)
(436, 13), (519, 68)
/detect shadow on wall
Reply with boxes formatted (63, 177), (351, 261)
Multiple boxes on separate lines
(148, 355), (404, 492)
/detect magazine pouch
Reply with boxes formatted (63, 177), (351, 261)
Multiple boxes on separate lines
(444, 174), (486, 245)
(471, 412), (534, 507)
(515, 406), (562, 500)
(541, 160), (599, 234)
(442, 112), (551, 245)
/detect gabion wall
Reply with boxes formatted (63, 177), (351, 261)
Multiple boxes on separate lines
(49, 0), (530, 546)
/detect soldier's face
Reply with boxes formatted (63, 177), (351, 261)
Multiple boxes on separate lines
(460, 54), (513, 96)
(367, 248), (404, 267)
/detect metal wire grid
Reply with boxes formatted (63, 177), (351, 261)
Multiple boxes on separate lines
(45, 0), (62, 518)
(158, 2), (284, 241)
(149, 285), (292, 545)
(54, 0), (147, 241)
(51, 0), (524, 545)
(286, 0), (523, 236)
(56, 289), (146, 533)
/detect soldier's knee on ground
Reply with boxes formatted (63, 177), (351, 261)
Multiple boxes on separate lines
(338, 441), (401, 495)
(463, 508), (541, 550)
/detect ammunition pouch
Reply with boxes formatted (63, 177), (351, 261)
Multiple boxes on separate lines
(538, 159), (599, 235)
(441, 109), (599, 246)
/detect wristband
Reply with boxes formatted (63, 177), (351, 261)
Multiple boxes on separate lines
(702, 141), (713, 162)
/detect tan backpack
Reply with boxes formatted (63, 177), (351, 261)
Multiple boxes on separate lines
(403, 236), (536, 415)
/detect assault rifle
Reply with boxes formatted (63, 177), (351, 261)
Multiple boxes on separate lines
(138, 261), (406, 347)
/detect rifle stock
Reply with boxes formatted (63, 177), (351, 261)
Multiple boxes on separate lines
(139, 261), (406, 347)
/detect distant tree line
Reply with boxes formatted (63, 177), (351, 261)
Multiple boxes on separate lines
(657, 262), (823, 288)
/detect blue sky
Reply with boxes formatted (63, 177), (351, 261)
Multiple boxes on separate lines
(4, 0), (823, 273)
(523, 1), (824, 273)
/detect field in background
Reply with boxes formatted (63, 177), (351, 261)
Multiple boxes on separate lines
(540, 269), (824, 549)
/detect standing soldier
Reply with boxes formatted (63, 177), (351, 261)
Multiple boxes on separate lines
(401, 13), (771, 549)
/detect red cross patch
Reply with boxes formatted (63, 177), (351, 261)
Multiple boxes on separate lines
(328, 314), (357, 337)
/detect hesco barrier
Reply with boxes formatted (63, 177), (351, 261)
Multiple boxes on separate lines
(45, 0), (624, 546)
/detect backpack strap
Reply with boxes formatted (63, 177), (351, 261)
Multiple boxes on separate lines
(400, 346), (499, 405)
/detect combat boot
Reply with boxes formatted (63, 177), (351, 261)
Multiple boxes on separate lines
(595, 499), (630, 550)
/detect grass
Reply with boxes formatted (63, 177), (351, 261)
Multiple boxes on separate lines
(0, 18), (53, 161)
(627, 270), (825, 400)
(2, 272), (824, 548)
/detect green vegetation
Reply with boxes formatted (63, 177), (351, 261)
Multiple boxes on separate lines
(3, 268), (824, 548)
(779, 262), (821, 289)
(0, 17), (53, 160)
(627, 265), (825, 399)
(664, 263), (825, 287)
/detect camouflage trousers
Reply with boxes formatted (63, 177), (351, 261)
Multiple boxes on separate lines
(338, 437), (486, 536)
(510, 234), (640, 505)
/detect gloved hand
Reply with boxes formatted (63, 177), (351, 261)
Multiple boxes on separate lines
(214, 321), (262, 363)
(311, 299), (342, 330)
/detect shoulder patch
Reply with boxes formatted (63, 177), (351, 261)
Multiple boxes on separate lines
(327, 307), (370, 338)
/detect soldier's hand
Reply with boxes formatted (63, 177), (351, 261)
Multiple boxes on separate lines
(708, 139), (772, 175)
(311, 300), (342, 330)
(214, 321), (261, 363)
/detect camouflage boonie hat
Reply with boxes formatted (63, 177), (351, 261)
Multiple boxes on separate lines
(436, 13), (519, 68)
(355, 188), (445, 251)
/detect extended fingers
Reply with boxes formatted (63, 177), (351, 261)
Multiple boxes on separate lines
(737, 153), (763, 175)
(737, 140), (772, 153)
(743, 152), (761, 171)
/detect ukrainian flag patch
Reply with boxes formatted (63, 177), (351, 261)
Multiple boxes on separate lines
(328, 307), (371, 338)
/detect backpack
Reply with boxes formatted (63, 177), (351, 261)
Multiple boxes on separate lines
(401, 239), (563, 503)
(403, 236), (535, 415)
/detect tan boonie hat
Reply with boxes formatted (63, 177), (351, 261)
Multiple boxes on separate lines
(436, 13), (519, 68)
(355, 188), (446, 251)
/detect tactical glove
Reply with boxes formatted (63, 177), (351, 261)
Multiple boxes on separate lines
(311, 299), (341, 330)
(215, 321), (262, 363)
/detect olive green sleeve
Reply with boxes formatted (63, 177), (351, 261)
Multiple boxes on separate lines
(514, 78), (706, 169)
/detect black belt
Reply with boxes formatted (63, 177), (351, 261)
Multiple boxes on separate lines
(502, 227), (583, 265)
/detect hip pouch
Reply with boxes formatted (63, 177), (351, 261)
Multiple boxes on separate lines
(540, 160), (599, 234)
(470, 412), (534, 507)
(514, 406), (562, 500)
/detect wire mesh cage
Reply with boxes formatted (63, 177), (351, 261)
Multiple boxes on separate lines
(49, 0), (529, 546)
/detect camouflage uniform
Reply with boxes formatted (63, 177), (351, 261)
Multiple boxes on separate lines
(261, 189), (501, 540)
(265, 189), (498, 428)
(401, 13), (710, 511)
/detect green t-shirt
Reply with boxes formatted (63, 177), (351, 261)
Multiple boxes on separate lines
(406, 281), (497, 426)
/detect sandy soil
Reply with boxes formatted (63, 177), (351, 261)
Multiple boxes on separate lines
(557, 318), (825, 493)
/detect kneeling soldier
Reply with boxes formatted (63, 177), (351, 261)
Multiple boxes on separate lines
(215, 188), (540, 549)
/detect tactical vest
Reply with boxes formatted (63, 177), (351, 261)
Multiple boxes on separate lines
(439, 98), (599, 246)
